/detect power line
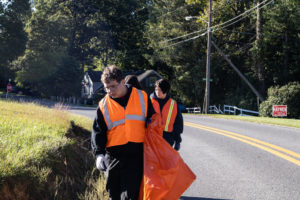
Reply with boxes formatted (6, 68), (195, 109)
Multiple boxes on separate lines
(120, 0), (274, 55)
(161, 32), (207, 49)
(212, 0), (274, 35)
(131, 0), (272, 53)
(160, 27), (208, 44)
(211, 9), (254, 33)
(160, 0), (272, 45)
(109, 0), (275, 60)
(211, 0), (270, 30)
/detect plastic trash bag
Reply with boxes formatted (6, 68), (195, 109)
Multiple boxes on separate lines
(139, 113), (196, 200)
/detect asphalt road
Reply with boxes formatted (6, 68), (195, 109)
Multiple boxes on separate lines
(181, 115), (300, 200)
(69, 106), (300, 200)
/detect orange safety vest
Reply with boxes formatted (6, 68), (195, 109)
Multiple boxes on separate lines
(151, 97), (177, 132)
(99, 87), (148, 147)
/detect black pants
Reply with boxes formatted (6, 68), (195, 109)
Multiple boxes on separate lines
(105, 150), (143, 200)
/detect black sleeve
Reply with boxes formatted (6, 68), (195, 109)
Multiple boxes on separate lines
(91, 106), (107, 156)
(173, 103), (184, 143)
(147, 95), (156, 119)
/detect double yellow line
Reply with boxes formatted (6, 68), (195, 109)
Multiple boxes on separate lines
(184, 121), (300, 166)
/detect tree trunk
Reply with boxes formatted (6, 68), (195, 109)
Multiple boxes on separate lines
(256, 0), (266, 98)
(283, 1), (289, 85)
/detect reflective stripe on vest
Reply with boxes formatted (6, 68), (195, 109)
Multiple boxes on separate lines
(164, 99), (175, 131)
(151, 97), (177, 133)
(102, 89), (146, 130)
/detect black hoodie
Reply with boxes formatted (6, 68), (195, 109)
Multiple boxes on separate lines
(150, 92), (183, 147)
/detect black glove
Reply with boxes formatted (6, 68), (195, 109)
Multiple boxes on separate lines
(174, 142), (181, 151)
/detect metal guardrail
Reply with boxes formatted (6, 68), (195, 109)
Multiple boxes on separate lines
(186, 107), (201, 113)
(223, 105), (259, 116)
(185, 104), (258, 116)
(209, 105), (223, 114)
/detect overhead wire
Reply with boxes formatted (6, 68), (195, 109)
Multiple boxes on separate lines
(212, 0), (274, 32)
(213, 0), (270, 28)
(160, 27), (208, 44)
(115, 0), (274, 58)
(161, 0), (271, 44)
(109, 0), (275, 60)
(161, 32), (207, 49)
(160, 0), (273, 47)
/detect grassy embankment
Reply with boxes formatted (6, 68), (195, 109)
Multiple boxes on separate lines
(185, 113), (300, 129)
(0, 100), (107, 200)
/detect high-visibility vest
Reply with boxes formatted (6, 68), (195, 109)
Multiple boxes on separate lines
(99, 87), (148, 147)
(151, 97), (177, 132)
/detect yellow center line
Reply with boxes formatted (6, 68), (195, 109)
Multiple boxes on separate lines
(185, 122), (300, 159)
(184, 121), (300, 166)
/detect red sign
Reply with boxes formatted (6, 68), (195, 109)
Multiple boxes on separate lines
(272, 105), (287, 117)
(7, 83), (12, 93)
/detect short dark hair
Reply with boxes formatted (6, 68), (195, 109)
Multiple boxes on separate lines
(125, 75), (142, 90)
(155, 79), (170, 94)
(101, 65), (123, 83)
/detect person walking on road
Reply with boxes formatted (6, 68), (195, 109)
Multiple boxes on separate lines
(91, 65), (155, 200)
(150, 79), (183, 151)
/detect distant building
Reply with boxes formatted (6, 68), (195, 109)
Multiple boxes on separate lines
(81, 69), (162, 99)
(81, 70), (103, 99)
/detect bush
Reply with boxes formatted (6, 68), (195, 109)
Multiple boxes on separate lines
(259, 82), (300, 118)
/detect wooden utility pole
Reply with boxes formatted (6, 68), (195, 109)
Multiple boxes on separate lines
(212, 41), (265, 102)
(204, 0), (212, 114)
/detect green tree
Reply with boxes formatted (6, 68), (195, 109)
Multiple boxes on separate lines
(57, 0), (114, 67)
(14, 0), (81, 97)
(211, 0), (260, 108)
(145, 0), (206, 106)
(94, 0), (152, 70)
(0, 0), (30, 88)
(263, 0), (300, 87)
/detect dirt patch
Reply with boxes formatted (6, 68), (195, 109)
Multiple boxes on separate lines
(0, 179), (31, 200)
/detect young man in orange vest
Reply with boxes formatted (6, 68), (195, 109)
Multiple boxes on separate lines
(150, 79), (183, 151)
(91, 65), (155, 200)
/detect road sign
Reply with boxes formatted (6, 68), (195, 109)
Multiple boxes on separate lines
(272, 105), (287, 117)
(7, 83), (12, 93)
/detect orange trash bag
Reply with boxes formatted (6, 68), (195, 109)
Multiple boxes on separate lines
(139, 113), (196, 200)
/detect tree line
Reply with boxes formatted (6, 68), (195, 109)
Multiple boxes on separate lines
(0, 0), (299, 111)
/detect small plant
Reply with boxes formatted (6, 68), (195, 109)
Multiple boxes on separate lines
(259, 82), (300, 118)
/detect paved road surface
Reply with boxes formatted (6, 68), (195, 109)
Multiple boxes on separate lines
(69, 106), (300, 200)
(181, 115), (300, 200)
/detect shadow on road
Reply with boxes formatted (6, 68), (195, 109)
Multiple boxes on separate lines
(180, 196), (232, 200)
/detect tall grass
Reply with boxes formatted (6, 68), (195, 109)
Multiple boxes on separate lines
(1, 100), (70, 178)
(0, 100), (107, 199)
